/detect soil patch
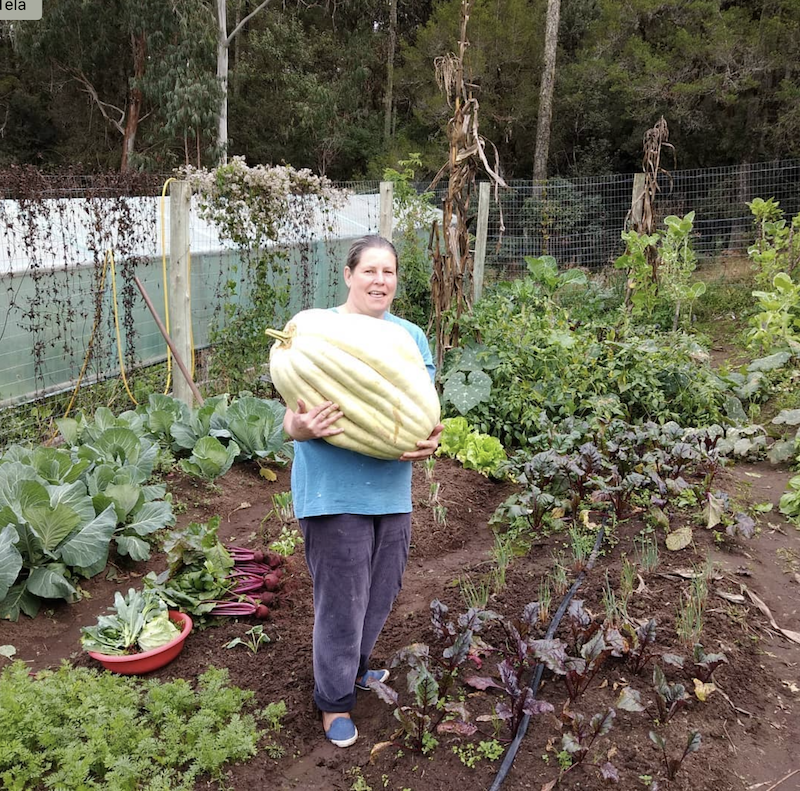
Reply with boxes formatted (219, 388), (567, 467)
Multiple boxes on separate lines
(2, 458), (799, 791)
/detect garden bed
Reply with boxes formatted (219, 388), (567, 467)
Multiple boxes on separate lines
(2, 457), (799, 791)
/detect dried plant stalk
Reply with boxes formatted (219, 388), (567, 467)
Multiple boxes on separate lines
(428, 0), (507, 367)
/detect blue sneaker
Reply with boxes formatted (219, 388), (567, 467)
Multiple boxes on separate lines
(355, 668), (390, 691)
(324, 716), (358, 748)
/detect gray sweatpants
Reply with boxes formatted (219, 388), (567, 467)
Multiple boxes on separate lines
(299, 513), (411, 713)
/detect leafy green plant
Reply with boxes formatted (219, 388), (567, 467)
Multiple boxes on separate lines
(662, 643), (728, 684)
(747, 272), (800, 354)
(225, 624), (271, 654)
(433, 503), (448, 526)
(215, 396), (292, 462)
(560, 708), (618, 779)
(440, 344), (498, 416)
(659, 212), (706, 330)
(652, 665), (689, 724)
(635, 531), (660, 572)
(550, 551), (569, 596)
(55, 409), (178, 560)
(0, 467), (118, 620)
(524, 255), (588, 298)
(623, 618), (659, 675)
(167, 394), (231, 452)
(179, 436), (240, 481)
(370, 600), (498, 752)
(0, 662), (264, 790)
(779, 473), (800, 522)
(437, 415), (507, 477)
(747, 197), (800, 289)
(144, 517), (234, 618)
(269, 525), (303, 556)
(615, 229), (661, 318)
(80, 588), (179, 655)
(384, 153), (437, 329)
(459, 575), (492, 610)
(452, 739), (504, 767)
(266, 491), (294, 525)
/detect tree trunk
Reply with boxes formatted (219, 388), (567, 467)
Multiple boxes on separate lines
(216, 0), (272, 165)
(121, 32), (146, 172)
(384, 0), (397, 142)
(217, 0), (229, 165)
(532, 0), (561, 181)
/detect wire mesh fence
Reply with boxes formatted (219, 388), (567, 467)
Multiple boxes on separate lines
(0, 161), (797, 446)
(436, 159), (800, 280)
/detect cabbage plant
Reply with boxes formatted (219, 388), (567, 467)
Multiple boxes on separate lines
(0, 461), (117, 620)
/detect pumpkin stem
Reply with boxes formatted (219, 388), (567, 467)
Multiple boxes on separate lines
(264, 328), (291, 344)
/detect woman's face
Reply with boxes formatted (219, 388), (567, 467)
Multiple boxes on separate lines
(343, 246), (398, 318)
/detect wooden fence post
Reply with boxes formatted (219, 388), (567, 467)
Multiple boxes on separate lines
(379, 181), (394, 241)
(169, 180), (194, 407)
(629, 172), (646, 232)
(473, 181), (490, 304)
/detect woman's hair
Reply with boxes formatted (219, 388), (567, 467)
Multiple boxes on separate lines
(345, 235), (399, 273)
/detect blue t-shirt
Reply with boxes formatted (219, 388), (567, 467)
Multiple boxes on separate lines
(290, 311), (435, 519)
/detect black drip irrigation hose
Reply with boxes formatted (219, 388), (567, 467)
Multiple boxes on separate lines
(487, 522), (607, 791)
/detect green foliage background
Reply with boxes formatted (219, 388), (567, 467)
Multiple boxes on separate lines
(1, 0), (798, 176)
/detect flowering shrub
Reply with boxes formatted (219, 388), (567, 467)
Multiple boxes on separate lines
(181, 157), (346, 248)
(179, 158), (348, 393)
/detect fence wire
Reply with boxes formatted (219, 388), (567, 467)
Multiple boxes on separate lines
(0, 161), (798, 446)
(433, 159), (800, 278)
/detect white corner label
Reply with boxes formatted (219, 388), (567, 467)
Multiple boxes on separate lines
(0, 1), (41, 20)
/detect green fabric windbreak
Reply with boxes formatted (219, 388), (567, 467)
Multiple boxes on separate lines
(0, 237), (354, 407)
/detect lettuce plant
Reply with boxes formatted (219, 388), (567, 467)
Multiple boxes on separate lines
(437, 416), (506, 477)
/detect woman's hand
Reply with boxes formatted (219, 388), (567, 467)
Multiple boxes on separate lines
(284, 398), (344, 441)
(399, 423), (444, 462)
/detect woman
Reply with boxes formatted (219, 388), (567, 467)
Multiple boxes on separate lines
(282, 234), (443, 748)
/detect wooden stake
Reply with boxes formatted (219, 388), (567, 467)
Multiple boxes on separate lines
(134, 276), (205, 406)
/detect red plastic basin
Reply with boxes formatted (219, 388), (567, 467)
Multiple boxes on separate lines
(87, 610), (193, 675)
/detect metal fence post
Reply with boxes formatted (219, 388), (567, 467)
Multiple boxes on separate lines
(473, 181), (490, 303)
(169, 180), (194, 407)
(379, 181), (394, 241)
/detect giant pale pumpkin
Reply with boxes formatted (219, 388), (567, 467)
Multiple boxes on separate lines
(266, 309), (440, 459)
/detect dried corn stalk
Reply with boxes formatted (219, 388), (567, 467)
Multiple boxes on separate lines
(429, 0), (507, 368)
(630, 115), (675, 283)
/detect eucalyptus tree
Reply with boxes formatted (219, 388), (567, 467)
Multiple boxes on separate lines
(532, 0), (561, 180)
(15, 0), (220, 170)
(227, 2), (388, 177)
(215, 0), (272, 164)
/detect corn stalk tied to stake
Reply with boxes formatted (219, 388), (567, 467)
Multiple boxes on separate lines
(428, 0), (507, 368)
(634, 115), (675, 284)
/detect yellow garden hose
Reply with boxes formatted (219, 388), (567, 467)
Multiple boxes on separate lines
(63, 175), (196, 420)
(63, 249), (138, 417)
(160, 177), (175, 394)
